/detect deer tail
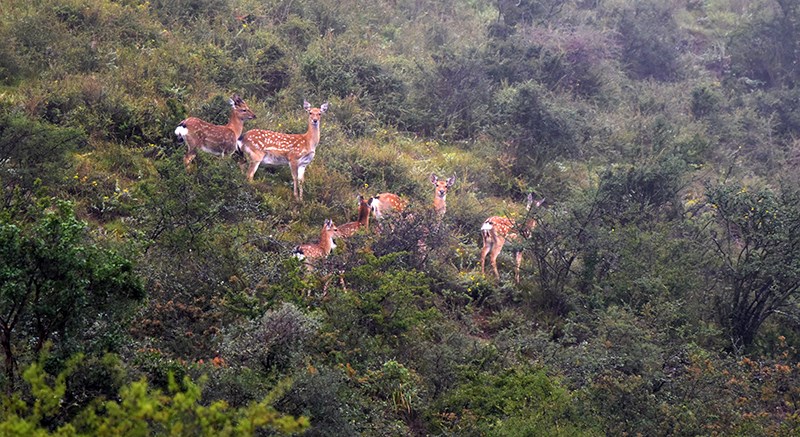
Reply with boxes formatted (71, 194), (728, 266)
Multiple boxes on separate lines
(481, 220), (493, 239)
(174, 121), (188, 143)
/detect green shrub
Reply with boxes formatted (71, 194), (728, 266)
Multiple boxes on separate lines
(0, 351), (308, 436)
(222, 303), (319, 374)
(437, 365), (599, 436)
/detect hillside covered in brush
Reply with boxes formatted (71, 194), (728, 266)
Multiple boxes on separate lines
(2, 0), (800, 435)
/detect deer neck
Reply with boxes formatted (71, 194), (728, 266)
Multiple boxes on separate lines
(305, 120), (321, 151)
(320, 229), (335, 254)
(433, 195), (447, 215)
(357, 204), (370, 227)
(227, 109), (245, 138)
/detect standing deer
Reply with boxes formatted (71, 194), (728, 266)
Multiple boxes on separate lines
(480, 193), (545, 283)
(238, 101), (328, 201)
(292, 219), (338, 266)
(431, 173), (456, 216)
(174, 94), (256, 169)
(337, 195), (371, 238)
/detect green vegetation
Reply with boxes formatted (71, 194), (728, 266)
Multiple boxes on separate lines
(2, 0), (800, 434)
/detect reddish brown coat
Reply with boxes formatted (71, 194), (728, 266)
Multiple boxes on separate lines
(294, 219), (338, 265)
(175, 95), (255, 169)
(480, 194), (544, 283)
(337, 195), (371, 238)
(239, 101), (328, 201)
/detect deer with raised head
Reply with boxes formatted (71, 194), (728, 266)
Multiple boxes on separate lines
(292, 219), (338, 267)
(480, 193), (545, 283)
(174, 94), (256, 169)
(238, 101), (328, 201)
(337, 195), (371, 238)
(431, 173), (456, 216)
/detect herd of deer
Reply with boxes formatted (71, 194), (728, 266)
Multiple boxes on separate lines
(174, 95), (544, 283)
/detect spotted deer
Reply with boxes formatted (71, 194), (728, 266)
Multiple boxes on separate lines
(368, 192), (408, 220)
(174, 95), (256, 169)
(480, 193), (545, 283)
(238, 101), (328, 201)
(337, 195), (371, 238)
(292, 219), (338, 267)
(431, 173), (456, 216)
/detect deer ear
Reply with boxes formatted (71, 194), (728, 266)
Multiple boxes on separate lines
(320, 102), (329, 113)
(229, 98), (236, 107)
(447, 174), (456, 187)
(430, 173), (438, 185)
(304, 100), (311, 111)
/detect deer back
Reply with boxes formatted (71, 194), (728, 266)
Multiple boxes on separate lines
(481, 216), (516, 239)
(176, 95), (255, 156)
(294, 219), (337, 261)
(240, 101), (328, 163)
(369, 193), (408, 219)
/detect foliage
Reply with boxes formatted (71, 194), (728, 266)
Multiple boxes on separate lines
(706, 183), (800, 350)
(436, 365), (599, 436)
(0, 200), (143, 390)
(3, 0), (800, 433)
(222, 302), (319, 374)
(0, 111), (87, 193)
(0, 350), (308, 436)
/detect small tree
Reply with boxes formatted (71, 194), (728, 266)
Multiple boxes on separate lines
(706, 184), (800, 350)
(0, 201), (144, 391)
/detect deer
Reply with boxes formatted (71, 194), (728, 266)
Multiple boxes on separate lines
(431, 173), (456, 217)
(480, 193), (545, 283)
(237, 101), (328, 201)
(368, 192), (408, 220)
(292, 219), (338, 267)
(174, 94), (256, 169)
(337, 195), (371, 238)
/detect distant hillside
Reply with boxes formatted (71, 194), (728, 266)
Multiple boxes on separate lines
(1, 0), (800, 435)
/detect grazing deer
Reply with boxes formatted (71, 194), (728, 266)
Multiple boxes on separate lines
(292, 219), (338, 267)
(337, 195), (371, 238)
(368, 192), (408, 220)
(238, 101), (328, 201)
(174, 95), (256, 169)
(480, 193), (545, 283)
(431, 173), (456, 216)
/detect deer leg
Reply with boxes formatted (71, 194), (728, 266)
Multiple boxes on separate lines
(480, 236), (492, 276)
(514, 250), (523, 284)
(183, 141), (197, 169)
(297, 165), (307, 202)
(246, 160), (261, 182)
(290, 162), (300, 201)
(489, 238), (505, 281)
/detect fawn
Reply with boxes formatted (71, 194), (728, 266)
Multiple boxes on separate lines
(337, 195), (371, 238)
(431, 173), (456, 217)
(368, 193), (408, 220)
(480, 193), (545, 283)
(292, 219), (338, 267)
